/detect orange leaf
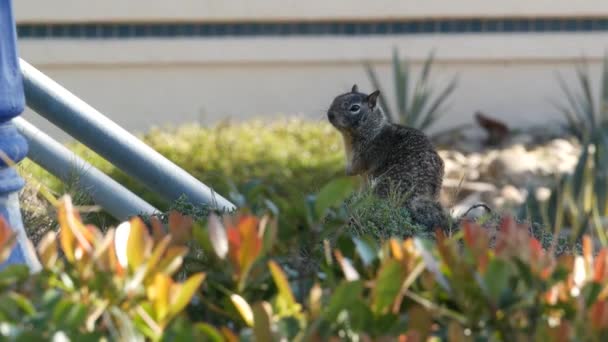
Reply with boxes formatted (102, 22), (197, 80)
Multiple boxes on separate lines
(390, 239), (403, 261)
(594, 249), (608, 283)
(583, 235), (593, 265)
(0, 215), (15, 248)
(56, 196), (93, 260)
(150, 216), (166, 243)
(0, 216), (16, 263)
(105, 229), (125, 276)
(237, 216), (262, 272)
(221, 327), (239, 342)
(227, 226), (241, 271)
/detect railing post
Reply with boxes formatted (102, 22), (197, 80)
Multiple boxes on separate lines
(0, 0), (41, 270)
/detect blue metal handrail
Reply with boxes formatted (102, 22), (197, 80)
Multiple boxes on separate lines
(14, 117), (159, 221)
(20, 59), (236, 213)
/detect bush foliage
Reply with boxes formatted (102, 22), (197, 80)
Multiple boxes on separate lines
(20, 119), (345, 227)
(3, 178), (608, 340)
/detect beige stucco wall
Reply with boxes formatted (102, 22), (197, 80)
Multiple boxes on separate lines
(12, 1), (608, 141)
(17, 32), (607, 141)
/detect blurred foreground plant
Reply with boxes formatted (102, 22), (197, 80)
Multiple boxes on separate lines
(3, 177), (608, 340)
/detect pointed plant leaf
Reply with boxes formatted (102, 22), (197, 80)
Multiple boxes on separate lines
(145, 235), (172, 277)
(169, 272), (206, 317)
(253, 302), (274, 342)
(230, 293), (254, 327)
(372, 259), (405, 314)
(420, 50), (436, 83)
(194, 323), (224, 342)
(334, 250), (360, 281)
(324, 280), (364, 321)
(601, 54), (608, 123)
(365, 61), (395, 121)
(151, 273), (171, 321)
(483, 259), (511, 300)
(353, 236), (378, 267)
(114, 221), (131, 269)
(314, 177), (356, 219)
(127, 217), (152, 272)
(393, 48), (407, 117)
(268, 260), (298, 309)
(208, 213), (228, 259)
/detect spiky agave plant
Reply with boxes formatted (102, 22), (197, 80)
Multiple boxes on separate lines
(555, 54), (608, 142)
(365, 48), (458, 132)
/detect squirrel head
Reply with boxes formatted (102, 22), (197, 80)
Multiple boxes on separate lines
(327, 84), (387, 136)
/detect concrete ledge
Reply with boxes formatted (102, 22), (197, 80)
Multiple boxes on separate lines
(14, 0), (608, 24)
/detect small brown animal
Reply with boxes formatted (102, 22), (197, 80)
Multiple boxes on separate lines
(327, 84), (449, 231)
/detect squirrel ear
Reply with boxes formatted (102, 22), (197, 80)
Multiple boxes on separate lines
(367, 90), (380, 108)
(351, 84), (359, 93)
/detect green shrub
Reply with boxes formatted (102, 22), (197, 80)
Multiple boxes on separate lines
(20, 119), (345, 227)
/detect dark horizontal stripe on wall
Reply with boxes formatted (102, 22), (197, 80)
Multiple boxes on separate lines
(17, 18), (608, 39)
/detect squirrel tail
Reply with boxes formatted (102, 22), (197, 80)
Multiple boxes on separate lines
(405, 197), (451, 232)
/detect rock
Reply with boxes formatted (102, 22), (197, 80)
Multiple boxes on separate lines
(500, 185), (526, 204)
(535, 187), (552, 201)
(485, 144), (539, 186)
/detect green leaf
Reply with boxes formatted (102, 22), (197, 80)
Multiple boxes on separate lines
(601, 54), (608, 123)
(483, 259), (511, 300)
(583, 282), (603, 307)
(314, 177), (356, 219)
(126, 219), (149, 271)
(372, 259), (404, 314)
(324, 280), (364, 321)
(576, 64), (597, 130)
(393, 48), (407, 118)
(0, 265), (30, 288)
(419, 76), (458, 131)
(7, 293), (36, 316)
(193, 323), (224, 342)
(268, 261), (298, 310)
(348, 298), (374, 331)
(365, 61), (395, 121)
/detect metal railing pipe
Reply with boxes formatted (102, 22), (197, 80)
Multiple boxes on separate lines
(14, 117), (159, 221)
(19, 59), (235, 212)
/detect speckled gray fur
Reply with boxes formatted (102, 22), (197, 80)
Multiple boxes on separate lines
(327, 85), (448, 231)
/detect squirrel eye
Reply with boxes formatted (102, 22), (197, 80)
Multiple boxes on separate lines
(349, 104), (361, 112)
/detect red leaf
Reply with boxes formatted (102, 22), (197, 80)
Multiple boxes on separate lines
(168, 211), (193, 245)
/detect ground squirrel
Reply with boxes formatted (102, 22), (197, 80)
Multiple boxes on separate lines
(327, 84), (449, 231)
